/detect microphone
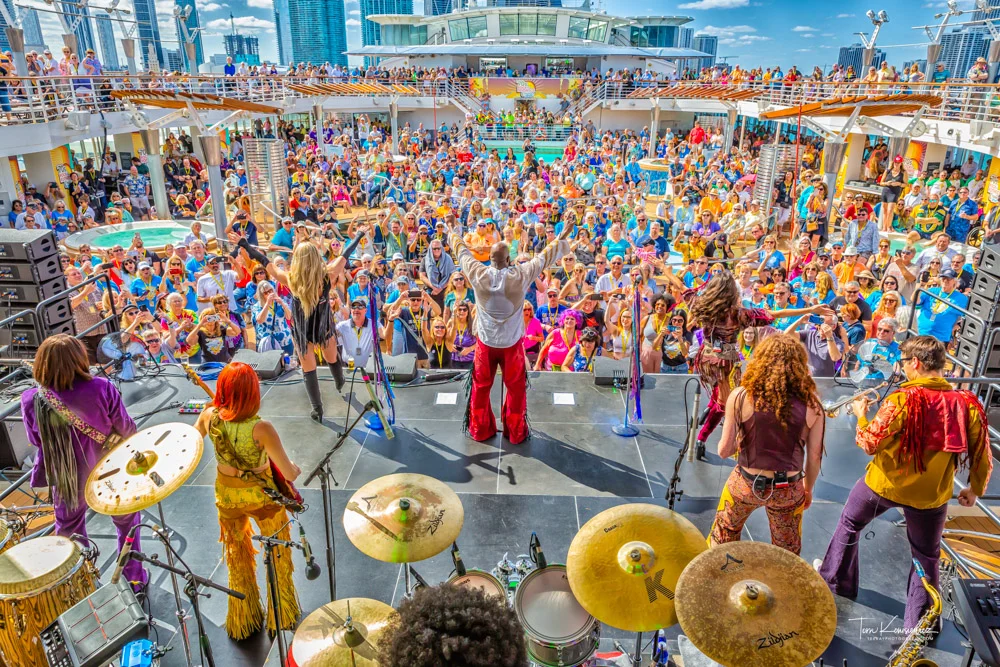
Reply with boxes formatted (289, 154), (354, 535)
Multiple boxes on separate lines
(110, 534), (135, 585)
(529, 532), (547, 570)
(298, 522), (321, 581)
(451, 541), (466, 576)
(362, 373), (396, 440)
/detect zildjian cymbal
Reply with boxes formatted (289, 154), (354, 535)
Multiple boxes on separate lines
(566, 503), (707, 631)
(85, 423), (203, 515)
(343, 473), (464, 563)
(675, 541), (837, 667)
(291, 598), (397, 667)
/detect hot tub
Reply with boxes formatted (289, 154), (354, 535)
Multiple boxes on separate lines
(63, 220), (215, 255)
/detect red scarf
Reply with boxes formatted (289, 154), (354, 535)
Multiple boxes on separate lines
(898, 381), (990, 475)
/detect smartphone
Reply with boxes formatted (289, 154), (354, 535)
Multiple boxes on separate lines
(407, 289), (422, 299)
(589, 293), (601, 301)
(894, 249), (902, 258)
(204, 314), (220, 323)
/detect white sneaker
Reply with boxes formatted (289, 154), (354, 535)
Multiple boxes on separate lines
(813, 558), (823, 572)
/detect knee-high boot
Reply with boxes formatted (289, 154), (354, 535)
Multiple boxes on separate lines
(303, 370), (323, 422)
(328, 359), (345, 392)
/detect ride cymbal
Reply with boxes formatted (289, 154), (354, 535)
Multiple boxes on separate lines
(85, 423), (203, 515)
(343, 473), (463, 563)
(675, 541), (837, 667)
(291, 598), (397, 667)
(566, 503), (707, 631)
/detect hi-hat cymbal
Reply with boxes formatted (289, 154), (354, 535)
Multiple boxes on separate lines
(343, 473), (463, 563)
(675, 542), (837, 667)
(291, 598), (397, 667)
(85, 423), (203, 515)
(566, 503), (707, 631)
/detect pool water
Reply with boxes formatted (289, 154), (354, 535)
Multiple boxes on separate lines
(484, 140), (566, 163)
(64, 220), (207, 254)
(95, 228), (192, 249)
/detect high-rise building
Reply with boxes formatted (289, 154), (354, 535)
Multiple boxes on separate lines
(225, 33), (261, 66)
(939, 27), (991, 78)
(288, 0), (348, 66)
(62, 2), (96, 54)
(175, 0), (205, 71)
(361, 0), (413, 60)
(0, 0), (14, 53)
(21, 8), (45, 52)
(972, 7), (1000, 22)
(95, 14), (120, 70)
(133, 0), (165, 70)
(837, 42), (886, 73)
(692, 34), (717, 71)
(165, 48), (183, 71)
(902, 59), (927, 74)
(495, 0), (562, 5)
(427, 0), (454, 14)
(274, 0), (293, 65)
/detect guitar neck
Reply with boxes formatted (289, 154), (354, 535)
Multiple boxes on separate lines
(184, 366), (216, 400)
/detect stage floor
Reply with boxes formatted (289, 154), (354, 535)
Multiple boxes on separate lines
(53, 370), (997, 666)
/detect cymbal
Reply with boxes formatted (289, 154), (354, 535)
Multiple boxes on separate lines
(566, 503), (707, 631)
(85, 423), (203, 515)
(343, 473), (464, 563)
(675, 542), (837, 667)
(291, 598), (397, 667)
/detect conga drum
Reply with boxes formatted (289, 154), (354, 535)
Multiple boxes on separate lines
(0, 536), (97, 667)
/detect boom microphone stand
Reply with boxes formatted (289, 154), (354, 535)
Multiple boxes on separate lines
(667, 383), (702, 510)
(304, 401), (375, 601)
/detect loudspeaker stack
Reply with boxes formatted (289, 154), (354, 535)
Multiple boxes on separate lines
(0, 229), (74, 359)
(956, 244), (1000, 376)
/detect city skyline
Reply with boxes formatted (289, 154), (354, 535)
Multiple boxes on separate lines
(14, 0), (998, 70)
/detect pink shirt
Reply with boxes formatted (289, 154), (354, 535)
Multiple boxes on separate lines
(522, 316), (543, 351)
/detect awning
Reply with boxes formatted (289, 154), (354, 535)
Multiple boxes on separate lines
(628, 84), (764, 101)
(110, 89), (281, 115)
(288, 82), (422, 96)
(760, 93), (943, 119)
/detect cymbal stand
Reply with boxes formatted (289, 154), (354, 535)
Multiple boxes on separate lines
(667, 383), (701, 510)
(304, 401), (374, 601)
(614, 631), (645, 667)
(154, 502), (195, 667)
(253, 528), (307, 667)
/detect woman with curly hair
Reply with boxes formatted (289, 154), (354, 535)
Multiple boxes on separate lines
(534, 309), (581, 371)
(378, 584), (526, 667)
(708, 334), (826, 555)
(688, 272), (831, 461)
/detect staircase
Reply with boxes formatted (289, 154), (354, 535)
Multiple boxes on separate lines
(564, 81), (606, 120)
(448, 81), (487, 117)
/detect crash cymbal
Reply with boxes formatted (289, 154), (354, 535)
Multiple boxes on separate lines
(566, 503), (707, 631)
(675, 542), (837, 667)
(291, 598), (397, 667)
(85, 423), (203, 515)
(343, 473), (464, 563)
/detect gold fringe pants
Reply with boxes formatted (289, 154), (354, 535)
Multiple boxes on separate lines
(215, 470), (301, 640)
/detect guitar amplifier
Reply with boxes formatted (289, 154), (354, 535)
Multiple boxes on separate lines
(951, 577), (1000, 667)
(231, 348), (285, 380)
(39, 579), (148, 667)
(593, 356), (645, 388)
(0, 228), (58, 262)
(365, 353), (418, 383)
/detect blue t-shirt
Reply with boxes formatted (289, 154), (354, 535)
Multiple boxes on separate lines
(602, 238), (630, 260)
(535, 303), (567, 328)
(166, 270), (198, 312)
(130, 275), (162, 312)
(50, 209), (74, 235)
(917, 287), (969, 343)
(185, 256), (207, 276)
(763, 251), (786, 271)
(270, 227), (295, 259)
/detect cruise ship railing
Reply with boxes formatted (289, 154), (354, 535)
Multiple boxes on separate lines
(473, 124), (575, 141)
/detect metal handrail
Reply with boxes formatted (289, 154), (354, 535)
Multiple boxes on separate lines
(0, 308), (37, 385)
(35, 272), (120, 341)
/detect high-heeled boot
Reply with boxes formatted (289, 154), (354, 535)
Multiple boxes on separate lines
(328, 359), (345, 392)
(303, 370), (323, 422)
(695, 440), (707, 461)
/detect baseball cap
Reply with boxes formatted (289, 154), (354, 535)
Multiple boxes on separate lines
(206, 254), (222, 264)
(546, 287), (558, 295)
(395, 275), (408, 284)
(844, 245), (859, 256)
(361, 253), (374, 262)
(350, 297), (368, 308)
(391, 252), (404, 261)
(940, 268), (959, 279)
(893, 155), (903, 163)
(138, 262), (151, 270)
(831, 240), (844, 248)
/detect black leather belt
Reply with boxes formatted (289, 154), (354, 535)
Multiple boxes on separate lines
(738, 466), (804, 491)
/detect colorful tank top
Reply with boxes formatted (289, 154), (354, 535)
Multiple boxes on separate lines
(210, 415), (267, 470)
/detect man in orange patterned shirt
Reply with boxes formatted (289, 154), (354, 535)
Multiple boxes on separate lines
(816, 336), (991, 631)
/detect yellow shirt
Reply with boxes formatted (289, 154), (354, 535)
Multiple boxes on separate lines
(858, 377), (991, 509)
(698, 196), (722, 217)
(673, 237), (706, 264)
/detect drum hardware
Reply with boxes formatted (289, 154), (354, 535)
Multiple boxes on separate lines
(304, 401), (375, 602)
(674, 541), (837, 667)
(85, 423), (205, 667)
(289, 597), (397, 667)
(491, 552), (534, 603)
(515, 564), (600, 667)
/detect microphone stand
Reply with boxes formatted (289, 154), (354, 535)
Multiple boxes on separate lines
(304, 401), (374, 601)
(253, 531), (307, 667)
(125, 550), (245, 667)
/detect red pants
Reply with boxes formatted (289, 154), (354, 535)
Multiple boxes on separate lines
(468, 341), (528, 444)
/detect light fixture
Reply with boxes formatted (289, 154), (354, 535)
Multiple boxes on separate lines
(877, 10), (889, 23)
(866, 9), (876, 20)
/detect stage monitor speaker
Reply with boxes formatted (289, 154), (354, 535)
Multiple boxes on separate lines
(968, 291), (1000, 328)
(0, 228), (58, 262)
(593, 356), (645, 388)
(978, 244), (1000, 280)
(955, 335), (1000, 375)
(0, 320), (73, 349)
(972, 270), (1000, 303)
(0, 254), (62, 284)
(231, 348), (285, 380)
(0, 408), (33, 469)
(365, 353), (418, 383)
(0, 277), (67, 305)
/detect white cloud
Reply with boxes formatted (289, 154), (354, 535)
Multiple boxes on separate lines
(796, 49), (811, 52)
(349, 9), (360, 16)
(695, 25), (770, 46)
(821, 33), (835, 37)
(345, 18), (361, 26)
(677, 0), (748, 8)
(792, 26), (818, 32)
(801, 34), (814, 38)
(199, 1), (226, 11)
(835, 13), (855, 18)
(247, 0), (273, 7)
(205, 16), (274, 32)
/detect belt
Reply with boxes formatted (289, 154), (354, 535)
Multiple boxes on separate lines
(738, 466), (804, 489)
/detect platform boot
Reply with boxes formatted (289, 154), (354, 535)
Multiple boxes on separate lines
(328, 359), (346, 392)
(695, 440), (707, 461)
(303, 369), (323, 422)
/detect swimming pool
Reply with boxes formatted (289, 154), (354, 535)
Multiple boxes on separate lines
(484, 140), (566, 163)
(64, 220), (214, 254)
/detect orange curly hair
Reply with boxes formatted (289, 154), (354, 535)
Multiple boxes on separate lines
(741, 334), (820, 428)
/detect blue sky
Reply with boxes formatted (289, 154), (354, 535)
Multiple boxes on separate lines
(27, 0), (978, 69)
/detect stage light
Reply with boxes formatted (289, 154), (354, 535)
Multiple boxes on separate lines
(878, 10), (889, 23)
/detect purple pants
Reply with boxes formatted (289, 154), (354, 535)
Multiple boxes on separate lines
(698, 398), (725, 442)
(55, 497), (147, 589)
(819, 478), (948, 629)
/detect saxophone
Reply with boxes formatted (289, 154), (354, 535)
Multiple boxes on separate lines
(886, 559), (942, 667)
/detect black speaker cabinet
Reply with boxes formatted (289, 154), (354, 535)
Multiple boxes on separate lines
(0, 228), (58, 262)
(968, 291), (1000, 328)
(972, 270), (1000, 303)
(978, 244), (1000, 280)
(593, 355), (645, 388)
(365, 353), (418, 383)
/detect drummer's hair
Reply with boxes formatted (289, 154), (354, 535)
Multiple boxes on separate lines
(378, 584), (527, 667)
(33, 334), (91, 392)
(214, 362), (260, 422)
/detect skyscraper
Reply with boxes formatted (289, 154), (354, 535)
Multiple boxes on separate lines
(972, 7), (1000, 22)
(62, 2), (96, 54)
(133, 0), (165, 70)
(0, 0), (15, 53)
(939, 27), (990, 78)
(837, 43), (886, 73)
(165, 48), (183, 72)
(288, 0), (348, 66)
(426, 0), (454, 14)
(361, 0), (413, 53)
(21, 8), (45, 52)
(174, 0), (205, 71)
(274, 0), (293, 65)
(95, 14), (120, 70)
(692, 34), (718, 71)
(225, 33), (261, 66)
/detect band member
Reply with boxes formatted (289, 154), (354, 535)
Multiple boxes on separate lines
(20, 335), (147, 590)
(237, 231), (365, 421)
(448, 221), (571, 444)
(379, 584), (526, 667)
(817, 336), (991, 631)
(688, 272), (830, 460)
(709, 334), (825, 554)
(194, 362), (302, 639)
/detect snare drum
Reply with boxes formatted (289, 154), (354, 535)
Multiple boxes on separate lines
(447, 569), (506, 599)
(0, 519), (18, 554)
(515, 565), (600, 667)
(0, 536), (97, 667)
